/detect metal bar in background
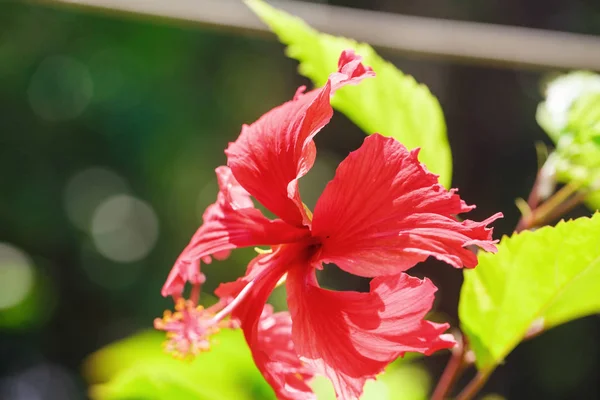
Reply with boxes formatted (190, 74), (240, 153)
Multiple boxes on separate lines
(34, 0), (600, 71)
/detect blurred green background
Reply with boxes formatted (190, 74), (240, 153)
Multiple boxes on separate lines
(1, 0), (599, 399)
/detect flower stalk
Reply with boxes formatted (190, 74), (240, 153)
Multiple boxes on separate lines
(432, 156), (588, 399)
(430, 333), (467, 400)
(455, 370), (493, 400)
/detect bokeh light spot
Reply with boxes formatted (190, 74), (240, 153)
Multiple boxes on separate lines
(0, 243), (34, 310)
(28, 55), (93, 121)
(91, 194), (159, 263)
(64, 167), (130, 231)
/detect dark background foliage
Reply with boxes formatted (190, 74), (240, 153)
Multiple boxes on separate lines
(1, 0), (599, 399)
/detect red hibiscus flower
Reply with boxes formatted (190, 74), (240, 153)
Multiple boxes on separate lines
(155, 50), (502, 400)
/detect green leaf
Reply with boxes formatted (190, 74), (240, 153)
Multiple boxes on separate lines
(85, 329), (431, 400)
(459, 214), (600, 371)
(245, 0), (452, 188)
(84, 329), (274, 400)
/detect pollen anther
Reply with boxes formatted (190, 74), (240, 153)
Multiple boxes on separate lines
(154, 298), (221, 359)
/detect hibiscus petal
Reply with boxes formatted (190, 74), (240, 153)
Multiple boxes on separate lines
(287, 267), (455, 400)
(222, 249), (317, 400)
(311, 133), (502, 277)
(254, 306), (317, 400)
(225, 50), (374, 227)
(214, 251), (272, 300)
(161, 167), (308, 298)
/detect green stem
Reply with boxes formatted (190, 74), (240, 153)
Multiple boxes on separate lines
(516, 182), (582, 232)
(535, 190), (587, 226)
(530, 182), (581, 225)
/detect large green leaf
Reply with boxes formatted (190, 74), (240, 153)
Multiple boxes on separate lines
(85, 328), (431, 400)
(246, 0), (452, 188)
(459, 214), (600, 370)
(84, 329), (273, 400)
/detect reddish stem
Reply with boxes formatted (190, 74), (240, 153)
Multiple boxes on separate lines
(515, 170), (544, 232)
(455, 370), (492, 400)
(431, 336), (467, 400)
